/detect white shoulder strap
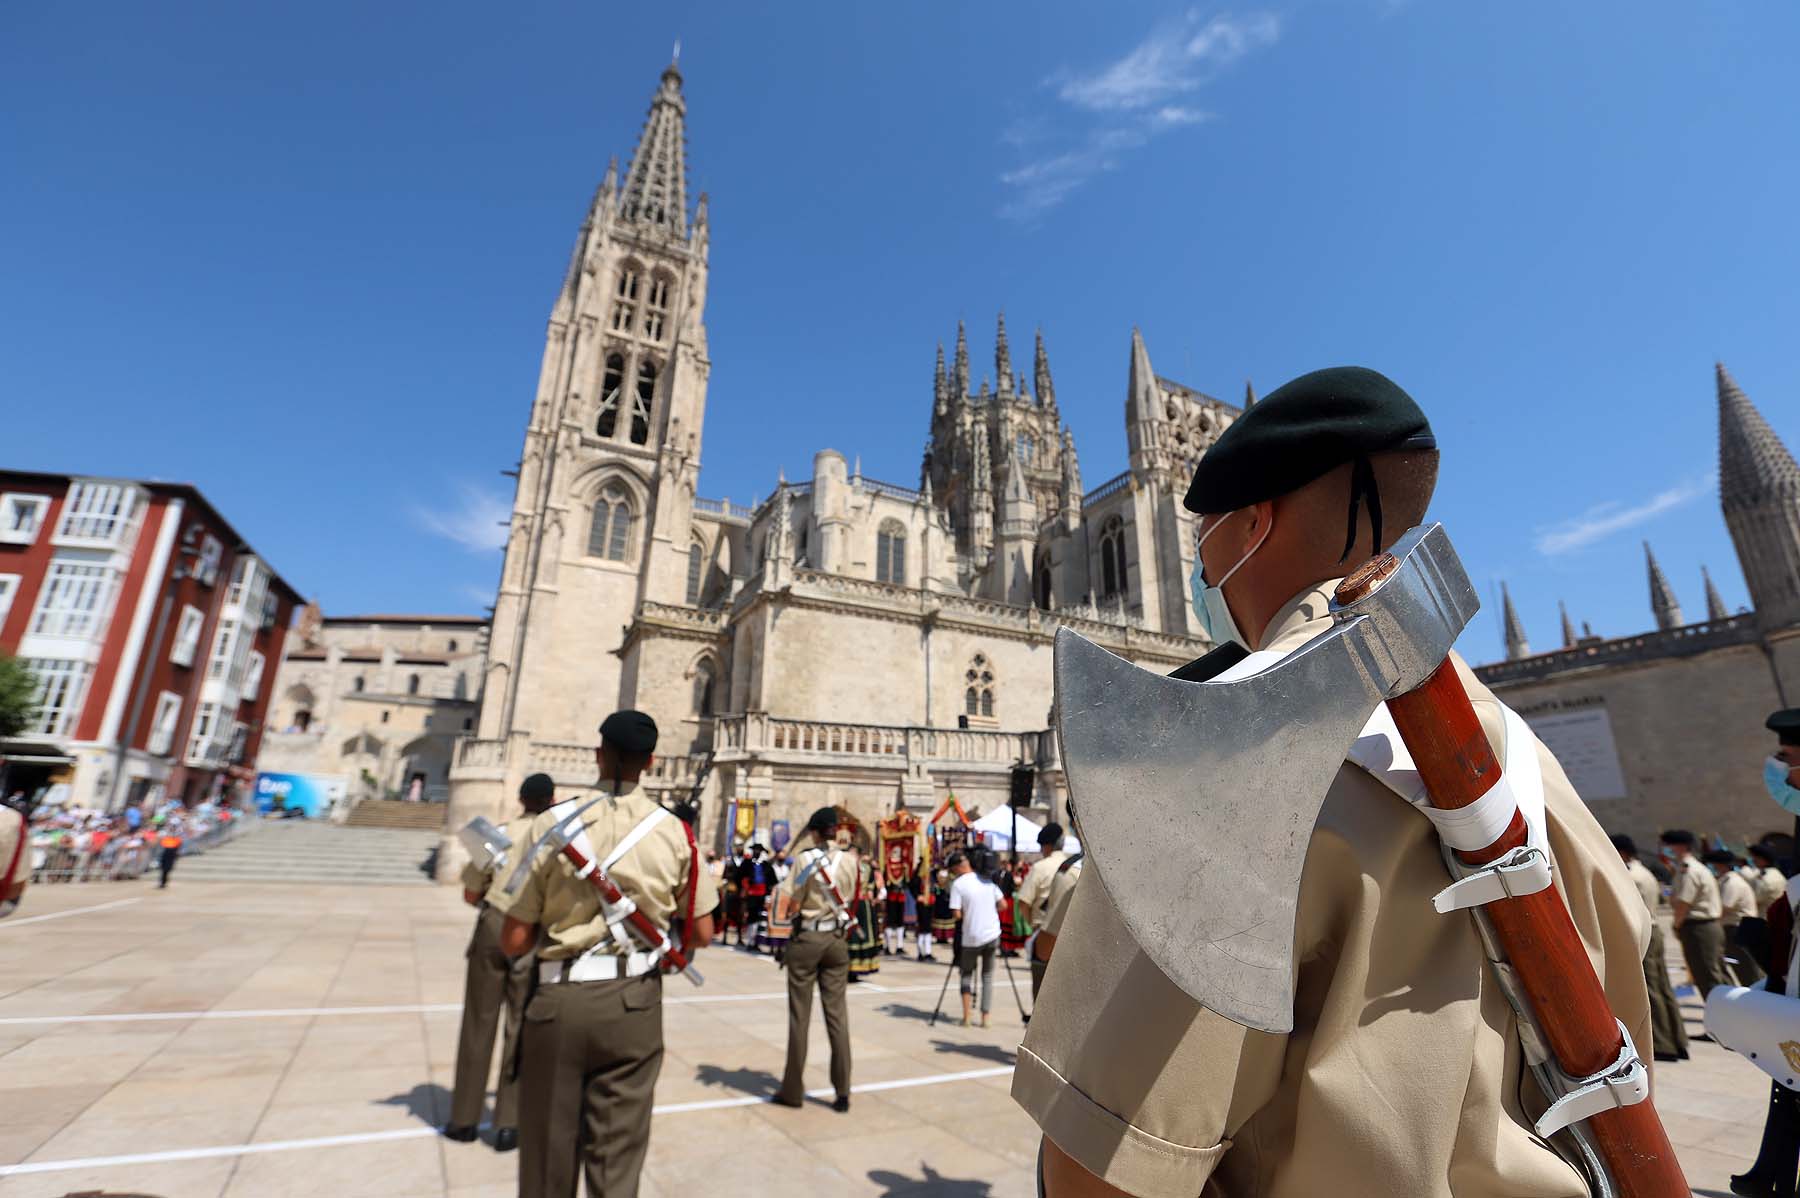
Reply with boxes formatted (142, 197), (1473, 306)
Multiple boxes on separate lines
(601, 806), (672, 873)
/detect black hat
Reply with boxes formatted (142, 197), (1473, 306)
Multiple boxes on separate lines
(1185, 366), (1434, 559)
(1038, 822), (1064, 849)
(1751, 842), (1779, 863)
(598, 709), (659, 755)
(1609, 833), (1637, 857)
(1659, 828), (1695, 846)
(1768, 709), (1800, 746)
(519, 773), (555, 802)
(1702, 849), (1738, 867)
(806, 806), (840, 835)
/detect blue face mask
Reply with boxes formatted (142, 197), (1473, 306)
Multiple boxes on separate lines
(1189, 514), (1268, 650)
(1765, 755), (1800, 814)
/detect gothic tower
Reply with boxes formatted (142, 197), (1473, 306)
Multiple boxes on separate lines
(1502, 581), (1530, 660)
(480, 61), (712, 743)
(1718, 362), (1800, 631)
(1644, 541), (1683, 631)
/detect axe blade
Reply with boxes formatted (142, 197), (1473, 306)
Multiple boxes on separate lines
(1053, 523), (1478, 1034)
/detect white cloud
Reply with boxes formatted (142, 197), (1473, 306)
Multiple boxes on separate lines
(1534, 472), (1716, 556)
(459, 582), (497, 610)
(412, 484), (512, 553)
(1056, 12), (1281, 113)
(999, 10), (1274, 221)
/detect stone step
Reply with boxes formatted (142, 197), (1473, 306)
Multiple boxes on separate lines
(342, 799), (450, 830)
(178, 822), (444, 886)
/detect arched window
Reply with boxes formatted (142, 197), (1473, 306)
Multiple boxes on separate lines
(611, 267), (639, 332)
(588, 485), (633, 561)
(447, 639), (458, 652)
(1099, 517), (1127, 599)
(1016, 433), (1034, 467)
(686, 541), (704, 605)
(630, 361), (655, 445)
(964, 653), (995, 721)
(406, 674), (420, 695)
(693, 659), (716, 716)
(644, 274), (672, 342)
(1034, 549), (1053, 610)
(596, 354), (624, 438)
(796, 524), (809, 567)
(876, 520), (906, 585)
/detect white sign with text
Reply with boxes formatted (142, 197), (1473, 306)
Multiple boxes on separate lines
(1524, 706), (1629, 801)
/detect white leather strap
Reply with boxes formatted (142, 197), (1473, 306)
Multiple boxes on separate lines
(540, 949), (660, 984)
(1431, 846), (1554, 912)
(1533, 1020), (1650, 1137)
(601, 807), (671, 873)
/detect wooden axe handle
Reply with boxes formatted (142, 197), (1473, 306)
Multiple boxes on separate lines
(1337, 562), (1687, 1197)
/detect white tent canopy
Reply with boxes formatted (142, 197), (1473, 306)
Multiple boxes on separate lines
(970, 805), (1043, 852)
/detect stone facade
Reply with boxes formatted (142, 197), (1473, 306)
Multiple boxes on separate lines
(1477, 364), (1800, 848)
(259, 611), (487, 808)
(440, 63), (1225, 878)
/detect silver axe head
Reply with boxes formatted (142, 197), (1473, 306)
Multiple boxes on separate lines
(458, 815), (513, 873)
(1053, 522), (1480, 1034)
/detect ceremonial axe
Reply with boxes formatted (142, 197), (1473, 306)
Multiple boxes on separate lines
(1056, 522), (1687, 1196)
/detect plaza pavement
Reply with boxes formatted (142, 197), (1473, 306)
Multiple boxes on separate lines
(0, 877), (1772, 1198)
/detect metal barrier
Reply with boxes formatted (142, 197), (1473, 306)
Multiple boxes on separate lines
(28, 808), (259, 884)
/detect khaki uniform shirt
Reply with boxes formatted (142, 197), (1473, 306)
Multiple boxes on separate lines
(1719, 871), (1758, 928)
(785, 834), (858, 922)
(1040, 857), (1083, 939)
(1018, 850), (1068, 926)
(1755, 866), (1787, 917)
(496, 783), (718, 962)
(1624, 858), (1661, 916)
(460, 812), (539, 904)
(1672, 856), (1723, 922)
(0, 806), (27, 904)
(1012, 582), (1652, 1198)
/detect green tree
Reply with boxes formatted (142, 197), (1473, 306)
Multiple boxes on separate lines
(0, 654), (41, 738)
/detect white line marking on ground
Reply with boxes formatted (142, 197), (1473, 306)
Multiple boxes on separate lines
(0, 1065), (1014, 1176)
(0, 897), (143, 929)
(0, 983), (947, 1025)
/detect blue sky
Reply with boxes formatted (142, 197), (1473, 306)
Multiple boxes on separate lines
(4, 2), (1796, 663)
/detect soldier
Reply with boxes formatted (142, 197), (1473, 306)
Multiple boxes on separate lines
(1017, 822), (1068, 999)
(0, 796), (28, 917)
(1013, 367), (1653, 1197)
(1749, 842), (1788, 917)
(1613, 833), (1687, 1062)
(773, 805), (856, 1112)
(1660, 827), (1728, 998)
(1709, 848), (1768, 986)
(444, 772), (556, 1150)
(495, 710), (717, 1198)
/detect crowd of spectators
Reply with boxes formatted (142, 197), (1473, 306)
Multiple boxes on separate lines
(16, 793), (251, 885)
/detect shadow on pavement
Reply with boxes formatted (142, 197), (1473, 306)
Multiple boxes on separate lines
(378, 1081), (451, 1128)
(929, 1039), (1016, 1067)
(693, 1063), (781, 1097)
(878, 1003), (946, 1024)
(867, 1163), (992, 1195)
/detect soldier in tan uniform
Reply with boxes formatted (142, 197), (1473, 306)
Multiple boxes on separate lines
(1660, 828), (1727, 998)
(0, 801), (28, 918)
(444, 772), (556, 1150)
(773, 805), (857, 1112)
(1613, 833), (1687, 1061)
(496, 710), (717, 1198)
(1014, 367), (1653, 1197)
(1709, 847), (1768, 986)
(1750, 843), (1788, 917)
(1016, 822), (1068, 999)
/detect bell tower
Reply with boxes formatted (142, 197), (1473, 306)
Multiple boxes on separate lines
(480, 61), (712, 743)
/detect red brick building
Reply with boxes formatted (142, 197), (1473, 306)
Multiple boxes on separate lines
(0, 472), (302, 812)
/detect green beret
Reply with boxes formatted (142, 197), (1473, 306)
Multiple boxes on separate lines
(1185, 366), (1434, 515)
(599, 709), (659, 755)
(1767, 708), (1800, 745)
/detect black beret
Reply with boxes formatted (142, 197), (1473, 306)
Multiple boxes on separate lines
(1038, 822), (1064, 847)
(1609, 833), (1636, 857)
(806, 806), (840, 834)
(1659, 828), (1695, 846)
(1768, 708), (1800, 745)
(1184, 366), (1434, 515)
(599, 709), (659, 755)
(519, 773), (555, 802)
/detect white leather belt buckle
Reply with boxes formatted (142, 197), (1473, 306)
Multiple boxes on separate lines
(540, 950), (660, 985)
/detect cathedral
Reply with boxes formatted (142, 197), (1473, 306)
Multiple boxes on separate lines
(440, 63), (1229, 874)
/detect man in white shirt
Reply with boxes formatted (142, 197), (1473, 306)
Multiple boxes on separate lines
(949, 849), (1003, 1028)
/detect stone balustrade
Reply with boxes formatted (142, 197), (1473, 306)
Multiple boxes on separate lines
(1475, 614), (1761, 686)
(637, 601), (727, 631)
(713, 712), (1051, 769)
(455, 737), (508, 768)
(693, 496), (755, 521)
(1083, 470), (1131, 505)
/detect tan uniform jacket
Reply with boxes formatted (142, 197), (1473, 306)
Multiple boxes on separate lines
(460, 813), (538, 902)
(1755, 866), (1787, 916)
(1673, 856), (1723, 922)
(1624, 858), (1661, 916)
(1719, 871), (1758, 928)
(1040, 857), (1082, 939)
(785, 835), (858, 922)
(1012, 582), (1652, 1198)
(1018, 850), (1067, 926)
(496, 784), (718, 962)
(0, 806), (27, 906)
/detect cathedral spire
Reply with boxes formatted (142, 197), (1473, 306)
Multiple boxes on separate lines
(1702, 564), (1730, 621)
(1128, 328), (1156, 418)
(1644, 541), (1683, 630)
(1502, 582), (1530, 661)
(1034, 329), (1056, 408)
(995, 313), (1013, 395)
(1559, 600), (1577, 649)
(1244, 379), (1257, 409)
(1719, 361), (1800, 511)
(934, 342), (948, 413)
(620, 62), (690, 237)
(1718, 361), (1800, 629)
(953, 321), (970, 397)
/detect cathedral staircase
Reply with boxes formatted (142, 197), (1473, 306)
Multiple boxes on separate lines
(343, 799), (451, 830)
(173, 820), (440, 886)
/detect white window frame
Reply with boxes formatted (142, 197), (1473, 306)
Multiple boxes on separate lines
(147, 691), (182, 756)
(52, 482), (143, 547)
(0, 494), (50, 545)
(206, 616), (241, 681)
(29, 561), (121, 640)
(26, 658), (93, 737)
(195, 535), (223, 587)
(0, 573), (19, 628)
(170, 604), (204, 667)
(243, 650), (266, 700)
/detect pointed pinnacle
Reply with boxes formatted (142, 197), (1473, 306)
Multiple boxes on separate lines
(1559, 600), (1577, 648)
(1718, 360), (1800, 511)
(1244, 379), (1257, 409)
(1702, 564), (1730, 621)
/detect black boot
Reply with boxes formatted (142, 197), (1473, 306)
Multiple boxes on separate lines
(1732, 1082), (1800, 1198)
